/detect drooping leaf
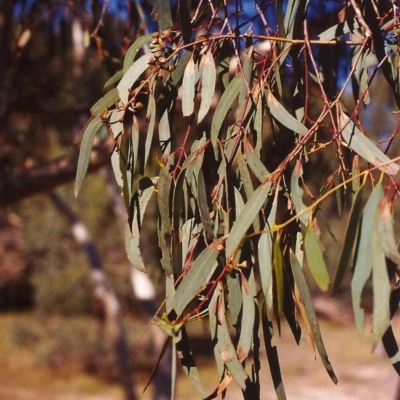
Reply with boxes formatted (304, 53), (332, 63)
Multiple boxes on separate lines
(226, 180), (271, 259)
(290, 160), (310, 226)
(211, 74), (242, 148)
(376, 197), (400, 265)
(159, 108), (171, 156)
(237, 270), (256, 362)
(174, 327), (207, 398)
(371, 227), (391, 345)
(273, 236), (284, 317)
(143, 93), (156, 171)
(318, 19), (359, 41)
(244, 137), (269, 183)
(339, 111), (399, 175)
(123, 33), (153, 73)
(149, 0), (172, 30)
(75, 116), (103, 197)
(352, 182), (384, 336)
(261, 299), (287, 400)
(209, 283), (249, 389)
(267, 91), (308, 136)
(103, 69), (123, 89)
(290, 250), (338, 384)
(197, 169), (214, 242)
(125, 182), (156, 271)
(182, 57), (197, 117)
(198, 51), (216, 124)
(171, 240), (222, 317)
(171, 51), (192, 86)
(304, 222), (330, 291)
(118, 53), (153, 104)
(331, 177), (366, 295)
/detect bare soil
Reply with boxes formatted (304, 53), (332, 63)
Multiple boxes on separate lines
(0, 313), (399, 400)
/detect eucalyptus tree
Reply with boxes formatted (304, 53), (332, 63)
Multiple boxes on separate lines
(76, 1), (400, 398)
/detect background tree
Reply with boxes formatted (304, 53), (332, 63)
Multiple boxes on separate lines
(75, 1), (400, 399)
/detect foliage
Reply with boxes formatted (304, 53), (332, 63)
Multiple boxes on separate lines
(76, 1), (400, 398)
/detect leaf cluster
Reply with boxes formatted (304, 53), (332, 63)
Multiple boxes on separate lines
(76, 0), (400, 398)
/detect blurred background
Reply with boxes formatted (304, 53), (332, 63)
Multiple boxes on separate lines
(1, 0), (400, 399)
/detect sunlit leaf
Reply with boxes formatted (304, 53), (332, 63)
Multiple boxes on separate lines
(182, 57), (197, 116)
(352, 182), (384, 336)
(172, 240), (222, 317)
(118, 53), (153, 104)
(290, 160), (310, 226)
(198, 51), (216, 124)
(267, 91), (308, 136)
(91, 88), (119, 117)
(125, 182), (157, 271)
(123, 34), (153, 73)
(237, 270), (256, 362)
(226, 180), (271, 259)
(376, 197), (400, 265)
(104, 70), (123, 89)
(339, 111), (399, 175)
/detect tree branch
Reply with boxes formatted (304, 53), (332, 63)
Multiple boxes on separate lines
(0, 140), (113, 207)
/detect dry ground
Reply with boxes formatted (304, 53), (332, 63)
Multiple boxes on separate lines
(0, 313), (399, 400)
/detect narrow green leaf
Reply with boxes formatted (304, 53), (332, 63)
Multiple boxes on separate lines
(123, 33), (153, 73)
(75, 116), (103, 197)
(290, 250), (338, 384)
(104, 70), (123, 89)
(239, 45), (253, 106)
(331, 178), (366, 296)
(237, 271), (256, 362)
(210, 284), (249, 389)
(198, 51), (216, 124)
(304, 222), (330, 291)
(258, 190), (278, 313)
(172, 242), (222, 317)
(227, 271), (243, 327)
(261, 299), (287, 399)
(273, 237), (284, 316)
(352, 182), (384, 336)
(226, 180), (271, 259)
(158, 163), (173, 275)
(125, 183), (156, 271)
(290, 160), (310, 226)
(198, 169), (214, 242)
(143, 93), (156, 171)
(149, 0), (172, 30)
(159, 108), (171, 156)
(340, 111), (399, 175)
(182, 57), (197, 117)
(118, 53), (153, 104)
(376, 197), (400, 265)
(318, 19), (359, 41)
(90, 88), (119, 117)
(244, 137), (269, 183)
(267, 91), (308, 136)
(372, 228), (391, 345)
(171, 51), (192, 86)
(174, 327), (207, 398)
(211, 74), (241, 148)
